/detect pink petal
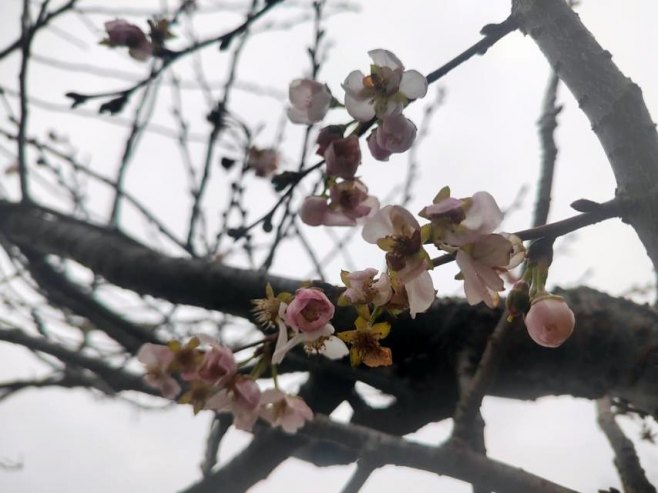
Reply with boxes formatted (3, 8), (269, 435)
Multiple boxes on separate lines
(362, 205), (395, 243)
(405, 270), (435, 318)
(460, 191), (503, 235)
(456, 250), (491, 307)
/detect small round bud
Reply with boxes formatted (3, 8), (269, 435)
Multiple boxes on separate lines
(524, 295), (575, 348)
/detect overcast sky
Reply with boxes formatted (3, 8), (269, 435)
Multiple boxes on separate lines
(1, 0), (658, 492)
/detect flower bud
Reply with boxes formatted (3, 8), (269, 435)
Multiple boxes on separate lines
(524, 295), (575, 348)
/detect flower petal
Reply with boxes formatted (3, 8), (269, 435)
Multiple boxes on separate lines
(406, 270), (435, 318)
(368, 49), (404, 70)
(399, 70), (428, 99)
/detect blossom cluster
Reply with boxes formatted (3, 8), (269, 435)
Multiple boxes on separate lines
(137, 334), (313, 433)
(286, 49), (427, 227)
(132, 46), (578, 438)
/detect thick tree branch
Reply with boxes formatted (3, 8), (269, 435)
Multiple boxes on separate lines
(302, 415), (578, 493)
(1, 201), (658, 419)
(512, 0), (658, 272)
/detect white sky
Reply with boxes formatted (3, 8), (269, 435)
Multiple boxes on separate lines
(0, 0), (657, 491)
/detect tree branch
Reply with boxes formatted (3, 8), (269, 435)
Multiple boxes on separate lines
(512, 0), (658, 272)
(596, 396), (656, 493)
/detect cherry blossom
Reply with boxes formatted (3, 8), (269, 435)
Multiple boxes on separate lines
(195, 344), (237, 387)
(339, 268), (392, 306)
(455, 234), (514, 308)
(271, 290), (348, 364)
(287, 79), (332, 124)
(421, 190), (503, 247)
(102, 20), (153, 61)
(367, 113), (417, 161)
(362, 205), (435, 317)
(284, 288), (335, 332)
(325, 136), (361, 179)
(300, 180), (379, 227)
(205, 376), (261, 431)
(259, 389), (314, 433)
(342, 49), (428, 121)
(524, 295), (575, 348)
(137, 343), (181, 399)
(272, 311), (348, 364)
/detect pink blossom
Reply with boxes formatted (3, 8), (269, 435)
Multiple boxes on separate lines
(362, 205), (435, 317)
(287, 79), (332, 124)
(456, 234), (514, 308)
(340, 268), (392, 306)
(205, 376), (261, 431)
(300, 180), (379, 227)
(421, 191), (503, 247)
(524, 296), (575, 348)
(325, 136), (361, 179)
(285, 288), (335, 332)
(273, 300), (347, 364)
(342, 49), (427, 121)
(367, 113), (417, 161)
(196, 345), (237, 386)
(247, 147), (279, 177)
(259, 389), (314, 433)
(103, 20), (153, 61)
(137, 343), (181, 399)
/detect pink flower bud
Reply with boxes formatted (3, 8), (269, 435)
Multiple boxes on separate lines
(285, 288), (335, 332)
(524, 296), (575, 348)
(325, 136), (361, 179)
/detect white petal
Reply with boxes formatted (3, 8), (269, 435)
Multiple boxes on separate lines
(406, 270), (435, 318)
(342, 70), (366, 95)
(399, 70), (428, 99)
(344, 93), (376, 122)
(368, 49), (403, 70)
(271, 319), (289, 365)
(456, 250), (488, 306)
(362, 205), (395, 243)
(272, 333), (304, 365)
(461, 191), (503, 235)
(287, 106), (311, 125)
(320, 336), (349, 360)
